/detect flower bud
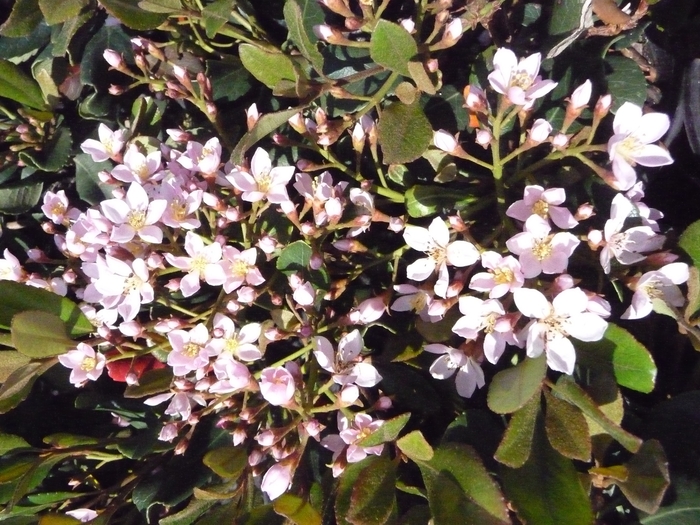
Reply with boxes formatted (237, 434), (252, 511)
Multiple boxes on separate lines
(433, 129), (459, 154)
(103, 49), (124, 69)
(594, 94), (612, 119)
(574, 203), (595, 221)
(526, 118), (552, 145)
(475, 129), (492, 148)
(551, 133), (569, 149)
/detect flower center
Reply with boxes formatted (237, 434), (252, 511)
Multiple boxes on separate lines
(532, 239), (553, 261)
(409, 292), (428, 311)
(127, 210), (146, 230)
(428, 245), (447, 264)
(231, 259), (250, 277)
(123, 275), (143, 295)
(224, 337), (240, 354)
(81, 356), (97, 371)
(492, 267), (514, 285)
(170, 199), (188, 221)
(256, 171), (272, 193)
(532, 199), (549, 218)
(510, 69), (533, 90)
(51, 203), (66, 218)
(182, 342), (201, 358)
(190, 254), (208, 275)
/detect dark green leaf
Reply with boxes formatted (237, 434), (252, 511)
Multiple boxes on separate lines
(552, 375), (642, 452)
(38, 0), (88, 25)
(11, 311), (75, 358)
(576, 323), (657, 393)
(640, 476), (700, 524)
(378, 101), (432, 165)
(207, 58), (253, 103)
(606, 55), (646, 113)
(239, 43), (297, 90)
(0, 0), (42, 37)
(202, 0), (233, 38)
(0, 22), (51, 61)
(396, 430), (433, 461)
(51, 11), (91, 58)
(336, 457), (374, 524)
(138, 0), (182, 13)
(544, 390), (591, 461)
(0, 359), (56, 414)
(202, 446), (247, 479)
(99, 0), (168, 30)
(231, 106), (305, 164)
(347, 455), (397, 525)
(369, 20), (417, 76)
(284, 0), (325, 73)
(276, 240), (312, 273)
(418, 443), (509, 523)
(0, 59), (47, 109)
(0, 281), (93, 336)
(494, 393), (541, 468)
(548, 0), (589, 35)
(501, 426), (594, 525)
(425, 471), (502, 525)
(487, 355), (546, 414)
(618, 440), (670, 514)
(160, 499), (217, 525)
(123, 367), (172, 398)
(357, 413), (410, 447)
(74, 153), (113, 206)
(80, 24), (132, 88)
(273, 494), (321, 525)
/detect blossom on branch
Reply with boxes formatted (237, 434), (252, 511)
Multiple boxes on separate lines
(488, 48), (557, 109)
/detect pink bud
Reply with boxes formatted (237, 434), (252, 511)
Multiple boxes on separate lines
(433, 129), (459, 153)
(475, 129), (492, 148)
(261, 462), (293, 500)
(103, 49), (124, 69)
(552, 133), (569, 149)
(259, 367), (295, 406)
(527, 119), (552, 144)
(574, 203), (595, 221)
(570, 80), (592, 109)
(594, 94), (612, 118)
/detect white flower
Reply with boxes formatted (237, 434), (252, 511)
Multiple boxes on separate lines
(514, 288), (608, 374)
(622, 263), (689, 319)
(487, 48), (557, 109)
(423, 344), (485, 398)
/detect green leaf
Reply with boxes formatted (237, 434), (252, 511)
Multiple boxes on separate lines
(0, 178), (42, 214)
(618, 440), (670, 514)
(576, 323), (657, 393)
(38, 0), (88, 25)
(207, 58), (253, 103)
(357, 413), (410, 447)
(347, 455), (397, 525)
(0, 360), (56, 414)
(138, 0), (182, 13)
(641, 476), (700, 524)
(407, 61), (437, 95)
(80, 24), (132, 88)
(369, 20), (417, 76)
(0, 350), (30, 383)
(202, 446), (247, 479)
(74, 153), (113, 205)
(273, 494), (321, 525)
(239, 43), (297, 90)
(0, 59), (47, 110)
(501, 426), (594, 525)
(99, 0), (169, 30)
(425, 471), (502, 525)
(202, 0), (233, 38)
(19, 127), (72, 172)
(418, 443), (509, 524)
(378, 101), (432, 165)
(231, 106), (305, 165)
(543, 390), (591, 461)
(0, 432), (30, 455)
(335, 457), (375, 524)
(276, 240), (312, 273)
(123, 367), (172, 398)
(11, 311), (75, 358)
(396, 430), (433, 461)
(404, 185), (478, 218)
(552, 376), (642, 453)
(284, 0), (325, 73)
(605, 55), (647, 113)
(487, 355), (546, 414)
(51, 12), (91, 58)
(0, 0), (42, 37)
(42, 433), (99, 447)
(494, 393), (541, 468)
(679, 219), (700, 320)
(160, 499), (217, 525)
(0, 281), (93, 337)
(548, 0), (589, 35)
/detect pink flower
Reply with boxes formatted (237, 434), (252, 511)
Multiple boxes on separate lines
(80, 124), (125, 162)
(261, 462), (294, 500)
(220, 245), (264, 293)
(0, 249), (23, 282)
(487, 48), (557, 109)
(607, 102), (673, 191)
(259, 366), (296, 406)
(111, 145), (162, 184)
(58, 343), (106, 386)
(65, 509), (98, 522)
(391, 284), (436, 321)
(506, 185), (578, 229)
(212, 314), (262, 361)
(423, 344), (485, 398)
(167, 324), (221, 376)
(403, 217), (479, 297)
(321, 413), (384, 477)
(227, 148), (295, 203)
(469, 251), (524, 298)
(622, 262), (689, 320)
(164, 232), (225, 297)
(100, 183), (166, 244)
(514, 288), (608, 374)
(506, 215), (579, 278)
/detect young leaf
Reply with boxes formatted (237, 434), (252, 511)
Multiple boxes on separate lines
(202, 447), (247, 479)
(276, 240), (312, 273)
(494, 393), (541, 468)
(404, 185), (478, 218)
(501, 426), (594, 525)
(487, 354), (546, 414)
(0, 0), (42, 38)
(552, 376), (642, 453)
(11, 310), (75, 358)
(0, 359), (56, 414)
(543, 390), (591, 462)
(0, 432), (30, 455)
(369, 20), (417, 76)
(425, 471), (503, 525)
(679, 219), (700, 320)
(397, 430), (434, 461)
(239, 44), (297, 91)
(0, 350), (30, 383)
(357, 413), (411, 447)
(38, 0), (88, 25)
(138, 0), (182, 13)
(273, 494), (322, 525)
(378, 101), (433, 165)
